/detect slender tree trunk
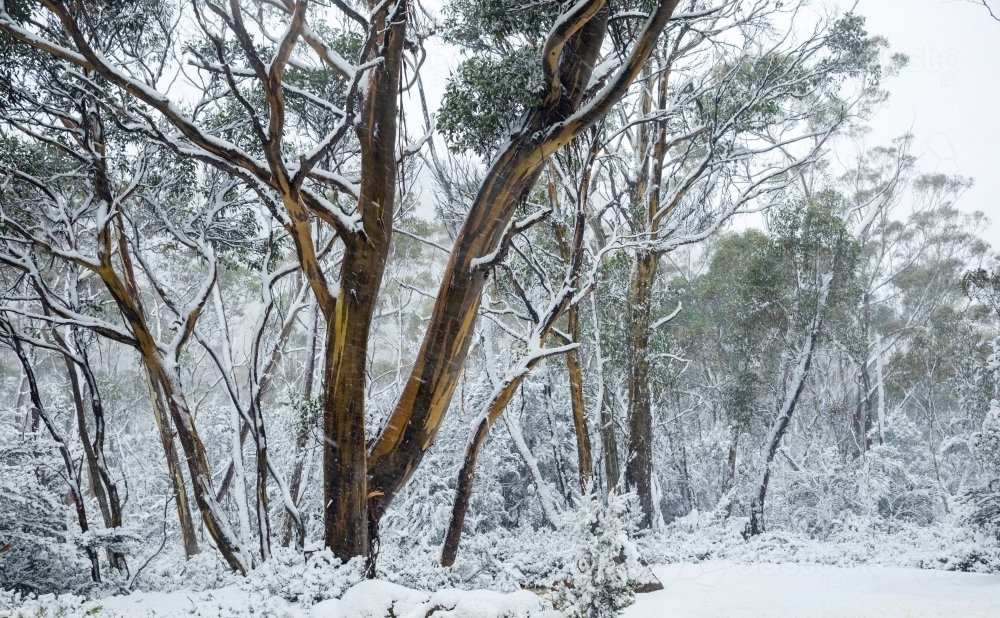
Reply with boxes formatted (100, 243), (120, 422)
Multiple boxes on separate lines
(4, 326), (101, 583)
(624, 251), (659, 527)
(441, 333), (579, 567)
(875, 335), (886, 444)
(61, 342), (127, 573)
(75, 343), (128, 573)
(146, 370), (200, 557)
(283, 301), (319, 548)
(116, 223), (200, 558)
(213, 288), (253, 554)
(150, 356), (249, 572)
(102, 220), (244, 569)
(566, 306), (594, 491)
(600, 385), (621, 493)
(440, 361), (552, 567)
(65, 356), (112, 526)
(440, 171), (591, 566)
(747, 277), (832, 536)
(723, 439), (738, 516)
(590, 293), (621, 495)
(441, 415), (489, 568)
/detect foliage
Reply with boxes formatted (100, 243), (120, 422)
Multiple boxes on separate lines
(553, 489), (644, 618)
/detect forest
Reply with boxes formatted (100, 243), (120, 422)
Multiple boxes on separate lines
(1, 1), (999, 617)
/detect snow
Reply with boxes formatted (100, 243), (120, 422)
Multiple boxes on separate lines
(2, 580), (555, 618)
(624, 562), (1000, 618)
(7, 561), (999, 617)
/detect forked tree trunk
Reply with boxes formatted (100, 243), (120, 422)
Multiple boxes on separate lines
(370, 1), (670, 524)
(322, 0), (409, 564)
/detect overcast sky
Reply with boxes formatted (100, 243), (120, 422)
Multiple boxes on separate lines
(859, 0), (1000, 241)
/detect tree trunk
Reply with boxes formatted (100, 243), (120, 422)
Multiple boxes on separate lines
(319, 0), (409, 565)
(4, 325), (101, 583)
(76, 350), (128, 573)
(146, 370), (201, 558)
(369, 7), (620, 522)
(722, 438), (738, 516)
(747, 277), (832, 537)
(567, 305), (594, 491)
(213, 287), (253, 555)
(440, 357), (556, 566)
(624, 251), (659, 528)
(441, 415), (489, 568)
(600, 384), (621, 493)
(116, 222), (200, 558)
(102, 220), (245, 569)
(61, 334), (128, 573)
(150, 357), (250, 572)
(283, 301), (319, 548)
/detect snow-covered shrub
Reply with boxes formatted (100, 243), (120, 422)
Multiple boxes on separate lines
(243, 547), (363, 607)
(640, 504), (1000, 573)
(129, 547), (239, 593)
(376, 524), (572, 593)
(0, 591), (86, 618)
(962, 398), (1000, 537)
(553, 489), (649, 618)
(0, 428), (93, 596)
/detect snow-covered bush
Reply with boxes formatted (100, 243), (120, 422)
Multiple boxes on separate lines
(243, 547), (364, 607)
(959, 340), (1000, 538)
(640, 504), (1000, 573)
(962, 400), (1000, 536)
(553, 489), (650, 618)
(0, 591), (87, 618)
(0, 427), (93, 596)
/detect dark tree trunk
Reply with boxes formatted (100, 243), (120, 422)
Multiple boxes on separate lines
(600, 384), (621, 493)
(441, 417), (490, 568)
(625, 251), (659, 527)
(62, 337), (128, 573)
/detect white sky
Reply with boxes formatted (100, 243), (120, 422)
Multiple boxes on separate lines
(853, 0), (1000, 241)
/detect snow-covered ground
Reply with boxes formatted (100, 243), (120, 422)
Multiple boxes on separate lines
(626, 562), (1000, 618)
(8, 561), (1000, 617)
